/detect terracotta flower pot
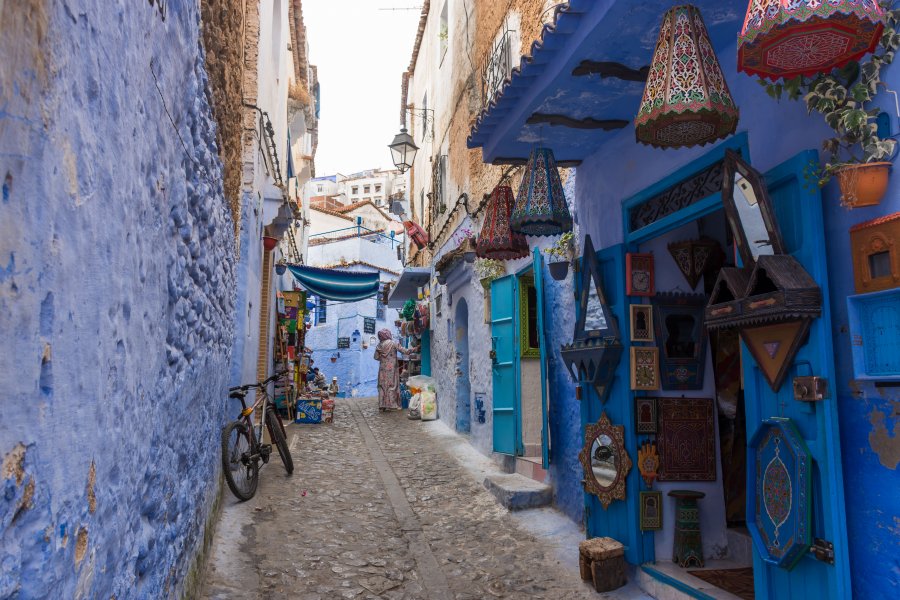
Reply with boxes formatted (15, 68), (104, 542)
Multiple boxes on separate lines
(835, 162), (891, 208)
(263, 236), (279, 251)
(549, 260), (569, 280)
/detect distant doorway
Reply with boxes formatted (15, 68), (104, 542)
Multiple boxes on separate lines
(455, 298), (471, 433)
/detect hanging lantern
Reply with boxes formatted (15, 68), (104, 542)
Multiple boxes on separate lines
(476, 185), (529, 259)
(667, 237), (724, 290)
(738, 1), (884, 81)
(636, 5), (739, 149)
(510, 148), (573, 237)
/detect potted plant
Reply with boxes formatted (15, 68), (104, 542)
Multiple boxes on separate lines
(544, 231), (575, 280)
(275, 259), (287, 275)
(759, 10), (900, 207)
(451, 227), (477, 263)
(263, 236), (279, 251)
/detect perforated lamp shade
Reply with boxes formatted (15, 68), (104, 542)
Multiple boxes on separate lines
(738, 0), (884, 81)
(636, 5), (739, 149)
(476, 185), (529, 260)
(510, 148), (573, 237)
(388, 128), (418, 173)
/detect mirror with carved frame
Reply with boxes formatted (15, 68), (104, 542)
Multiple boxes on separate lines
(721, 149), (786, 266)
(578, 412), (631, 509)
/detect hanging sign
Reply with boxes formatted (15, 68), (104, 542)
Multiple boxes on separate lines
(337, 337), (351, 349)
(364, 317), (376, 334)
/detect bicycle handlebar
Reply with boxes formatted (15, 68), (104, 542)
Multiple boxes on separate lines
(228, 370), (289, 393)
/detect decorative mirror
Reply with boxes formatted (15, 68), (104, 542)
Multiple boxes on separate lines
(579, 412), (632, 510)
(561, 236), (624, 402)
(653, 293), (708, 390)
(721, 149), (786, 266)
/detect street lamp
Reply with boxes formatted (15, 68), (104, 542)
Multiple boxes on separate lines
(388, 128), (418, 174)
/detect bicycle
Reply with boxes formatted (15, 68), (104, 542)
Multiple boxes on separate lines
(222, 371), (294, 501)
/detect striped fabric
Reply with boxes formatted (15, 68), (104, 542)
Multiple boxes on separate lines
(286, 264), (380, 302)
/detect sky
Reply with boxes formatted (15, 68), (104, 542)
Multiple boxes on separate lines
(304, 0), (423, 177)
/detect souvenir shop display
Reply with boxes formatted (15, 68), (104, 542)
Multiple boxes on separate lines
(625, 253), (654, 296)
(637, 440), (660, 489)
(708, 150), (823, 392)
(630, 347), (659, 391)
(738, 0), (885, 81)
(652, 293), (708, 390)
(510, 147), (573, 236)
(657, 398), (716, 482)
(579, 412), (631, 510)
(748, 418), (813, 570)
(629, 305), (654, 343)
(850, 212), (900, 294)
(639, 491), (663, 531)
(668, 490), (706, 568)
(561, 236), (624, 403)
(667, 237), (724, 291)
(635, 5), (739, 148)
(476, 185), (529, 260)
(634, 397), (657, 434)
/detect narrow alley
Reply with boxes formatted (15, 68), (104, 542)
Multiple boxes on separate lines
(202, 399), (616, 600)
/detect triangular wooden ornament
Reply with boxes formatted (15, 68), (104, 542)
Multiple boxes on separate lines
(740, 319), (812, 392)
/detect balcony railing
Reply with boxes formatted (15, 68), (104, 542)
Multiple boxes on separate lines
(481, 26), (515, 111)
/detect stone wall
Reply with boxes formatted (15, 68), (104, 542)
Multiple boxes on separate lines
(200, 0), (245, 233)
(0, 2), (235, 598)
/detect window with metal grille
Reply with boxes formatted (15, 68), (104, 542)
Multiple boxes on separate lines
(482, 24), (515, 111)
(317, 298), (327, 324)
(432, 155), (447, 220)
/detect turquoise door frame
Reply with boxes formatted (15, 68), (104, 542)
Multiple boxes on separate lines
(491, 274), (520, 455)
(532, 248), (551, 469)
(608, 137), (850, 599)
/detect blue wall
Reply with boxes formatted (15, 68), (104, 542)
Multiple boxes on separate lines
(0, 2), (234, 598)
(572, 38), (900, 597)
(305, 294), (398, 397)
(544, 172), (585, 525)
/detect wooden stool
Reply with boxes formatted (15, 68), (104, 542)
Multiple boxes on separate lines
(578, 537), (626, 593)
(668, 490), (705, 568)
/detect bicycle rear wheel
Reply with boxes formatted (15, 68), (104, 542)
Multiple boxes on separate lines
(221, 420), (259, 501)
(267, 407), (294, 475)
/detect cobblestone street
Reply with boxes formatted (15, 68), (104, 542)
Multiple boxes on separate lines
(200, 398), (619, 600)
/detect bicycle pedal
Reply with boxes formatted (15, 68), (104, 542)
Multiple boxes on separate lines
(260, 444), (272, 462)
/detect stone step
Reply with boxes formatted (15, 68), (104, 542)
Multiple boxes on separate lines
(483, 473), (552, 511)
(515, 457), (548, 483)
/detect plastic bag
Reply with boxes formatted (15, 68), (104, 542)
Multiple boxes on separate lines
(420, 390), (437, 421)
(407, 393), (421, 420)
(406, 375), (436, 395)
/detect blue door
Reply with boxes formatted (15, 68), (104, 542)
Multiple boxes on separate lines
(455, 298), (471, 433)
(532, 248), (551, 469)
(581, 243), (650, 565)
(491, 275), (519, 454)
(744, 152), (850, 598)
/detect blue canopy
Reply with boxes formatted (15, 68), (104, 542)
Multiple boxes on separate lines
(287, 265), (380, 302)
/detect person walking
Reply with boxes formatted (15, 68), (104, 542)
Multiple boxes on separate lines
(373, 328), (410, 411)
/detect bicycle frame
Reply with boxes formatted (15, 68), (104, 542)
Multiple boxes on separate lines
(231, 378), (281, 461)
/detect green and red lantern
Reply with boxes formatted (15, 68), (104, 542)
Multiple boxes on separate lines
(636, 5), (739, 149)
(738, 0), (885, 81)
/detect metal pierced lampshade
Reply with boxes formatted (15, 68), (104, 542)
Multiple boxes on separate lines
(667, 237), (724, 290)
(636, 5), (739, 149)
(738, 0), (885, 81)
(511, 147), (573, 237)
(476, 185), (529, 259)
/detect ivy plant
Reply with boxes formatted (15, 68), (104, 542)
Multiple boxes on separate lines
(760, 8), (900, 185)
(543, 231), (575, 262)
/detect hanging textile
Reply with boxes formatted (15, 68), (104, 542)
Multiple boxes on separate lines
(286, 265), (380, 302)
(476, 185), (529, 259)
(511, 147), (573, 237)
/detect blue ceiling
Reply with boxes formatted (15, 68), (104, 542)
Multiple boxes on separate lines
(467, 0), (747, 164)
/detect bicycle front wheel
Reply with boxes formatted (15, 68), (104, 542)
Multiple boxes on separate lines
(221, 420), (259, 501)
(267, 407), (294, 475)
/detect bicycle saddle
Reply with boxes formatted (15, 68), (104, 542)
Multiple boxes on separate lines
(229, 389), (248, 400)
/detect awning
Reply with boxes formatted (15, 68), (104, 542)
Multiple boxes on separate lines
(467, 0), (745, 164)
(387, 267), (431, 308)
(287, 265), (380, 302)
